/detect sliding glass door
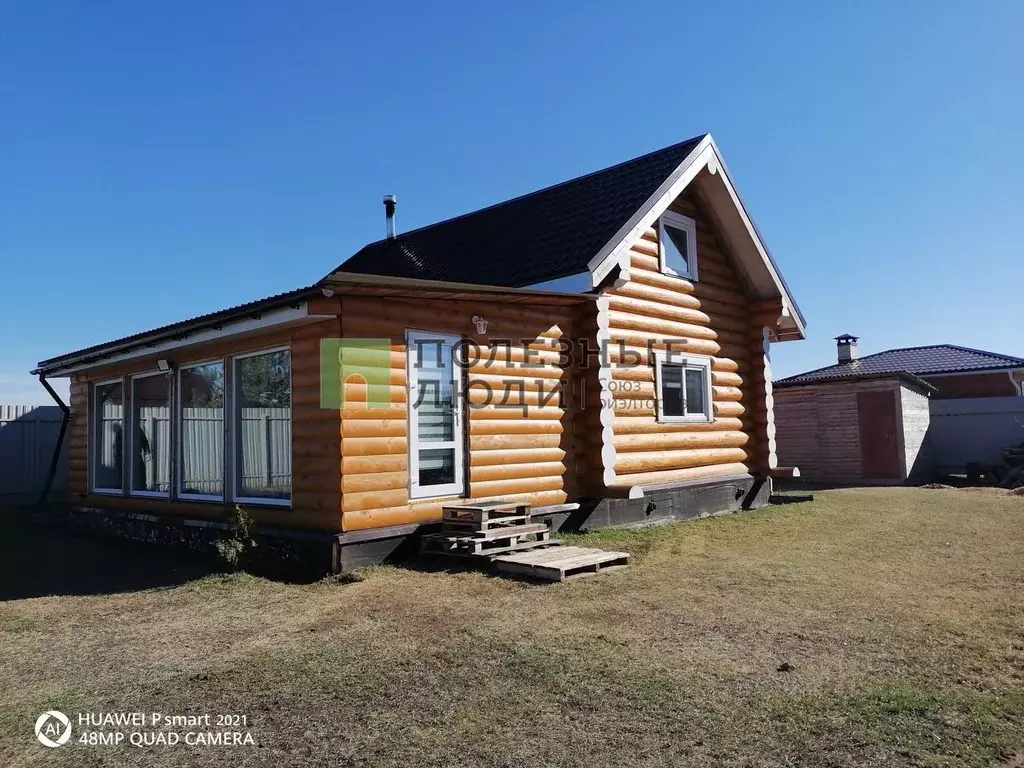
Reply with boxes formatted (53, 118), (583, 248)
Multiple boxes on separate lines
(407, 331), (464, 499)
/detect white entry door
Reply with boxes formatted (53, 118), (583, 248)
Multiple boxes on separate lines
(407, 330), (465, 499)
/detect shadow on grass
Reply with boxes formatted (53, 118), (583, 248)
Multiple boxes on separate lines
(0, 509), (219, 601)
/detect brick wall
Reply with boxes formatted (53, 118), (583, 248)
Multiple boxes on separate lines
(775, 378), (908, 484)
(924, 372), (1017, 399)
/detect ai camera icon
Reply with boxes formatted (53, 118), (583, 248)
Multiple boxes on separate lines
(35, 711), (72, 748)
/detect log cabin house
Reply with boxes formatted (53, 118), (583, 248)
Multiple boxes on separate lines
(34, 134), (806, 572)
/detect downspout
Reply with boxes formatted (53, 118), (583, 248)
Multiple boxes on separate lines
(36, 373), (71, 508)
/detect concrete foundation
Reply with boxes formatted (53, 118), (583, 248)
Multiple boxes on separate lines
(54, 474), (772, 576)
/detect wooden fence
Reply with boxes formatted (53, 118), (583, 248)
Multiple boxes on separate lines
(0, 405), (68, 505)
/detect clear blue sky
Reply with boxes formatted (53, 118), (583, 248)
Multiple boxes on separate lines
(2, 1), (1021, 404)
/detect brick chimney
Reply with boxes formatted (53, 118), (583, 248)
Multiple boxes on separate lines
(835, 334), (859, 364)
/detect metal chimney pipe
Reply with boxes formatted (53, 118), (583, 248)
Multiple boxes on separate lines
(383, 194), (397, 239)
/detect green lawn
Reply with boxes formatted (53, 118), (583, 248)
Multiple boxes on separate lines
(2, 487), (1023, 767)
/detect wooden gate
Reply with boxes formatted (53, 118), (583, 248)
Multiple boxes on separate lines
(857, 391), (902, 480)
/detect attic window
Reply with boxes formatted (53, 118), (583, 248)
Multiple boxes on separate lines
(658, 211), (698, 281)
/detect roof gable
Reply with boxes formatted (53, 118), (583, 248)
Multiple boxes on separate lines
(333, 135), (706, 287)
(778, 344), (1024, 386)
(332, 133), (806, 340)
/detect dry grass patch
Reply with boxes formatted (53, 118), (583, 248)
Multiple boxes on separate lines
(1, 488), (1022, 767)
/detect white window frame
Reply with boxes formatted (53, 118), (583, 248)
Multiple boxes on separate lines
(91, 377), (126, 495)
(407, 330), (465, 501)
(231, 346), (292, 508)
(654, 351), (714, 424)
(129, 370), (172, 498)
(658, 210), (699, 281)
(177, 358), (227, 503)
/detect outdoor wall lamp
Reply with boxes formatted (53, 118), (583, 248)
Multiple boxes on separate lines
(471, 316), (488, 334)
(157, 359), (172, 372)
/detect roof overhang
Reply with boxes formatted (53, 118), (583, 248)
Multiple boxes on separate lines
(775, 371), (937, 394)
(919, 366), (1024, 378)
(587, 134), (806, 341)
(34, 287), (329, 378)
(322, 271), (597, 306)
(35, 274), (597, 378)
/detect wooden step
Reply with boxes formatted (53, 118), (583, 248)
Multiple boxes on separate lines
(478, 538), (564, 558)
(442, 501), (531, 526)
(493, 546), (630, 582)
(420, 531), (560, 558)
(442, 518), (532, 536)
(469, 522), (549, 541)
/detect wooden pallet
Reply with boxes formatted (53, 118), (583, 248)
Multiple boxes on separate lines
(421, 532), (564, 558)
(442, 501), (531, 526)
(493, 546), (630, 582)
(422, 500), (629, 581)
(422, 525), (554, 554)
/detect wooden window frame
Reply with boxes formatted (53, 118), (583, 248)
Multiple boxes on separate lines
(658, 210), (699, 282)
(654, 351), (713, 424)
(176, 358), (227, 503)
(91, 376), (127, 495)
(231, 346), (293, 508)
(128, 370), (172, 499)
(406, 330), (466, 501)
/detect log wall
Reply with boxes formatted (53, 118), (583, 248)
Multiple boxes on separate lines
(336, 295), (579, 531)
(63, 187), (791, 533)
(600, 190), (766, 488)
(66, 317), (343, 532)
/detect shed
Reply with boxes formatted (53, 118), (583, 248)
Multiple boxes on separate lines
(775, 371), (934, 484)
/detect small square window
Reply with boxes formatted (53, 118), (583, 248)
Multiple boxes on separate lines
(656, 353), (712, 423)
(658, 211), (698, 281)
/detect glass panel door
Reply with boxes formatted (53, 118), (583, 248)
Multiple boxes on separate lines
(407, 331), (464, 499)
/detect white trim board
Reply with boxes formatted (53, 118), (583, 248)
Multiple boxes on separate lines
(46, 304), (332, 376)
(586, 134), (804, 340)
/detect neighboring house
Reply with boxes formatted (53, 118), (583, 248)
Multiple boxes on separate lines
(781, 336), (1024, 400)
(33, 133), (805, 571)
(775, 335), (1024, 485)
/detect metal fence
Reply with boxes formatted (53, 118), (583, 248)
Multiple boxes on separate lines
(929, 396), (1024, 471)
(0, 405), (67, 505)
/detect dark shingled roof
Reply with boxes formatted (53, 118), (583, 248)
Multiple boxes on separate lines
(332, 135), (707, 287)
(777, 344), (1024, 387)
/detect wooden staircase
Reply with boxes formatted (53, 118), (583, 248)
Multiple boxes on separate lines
(420, 501), (629, 582)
